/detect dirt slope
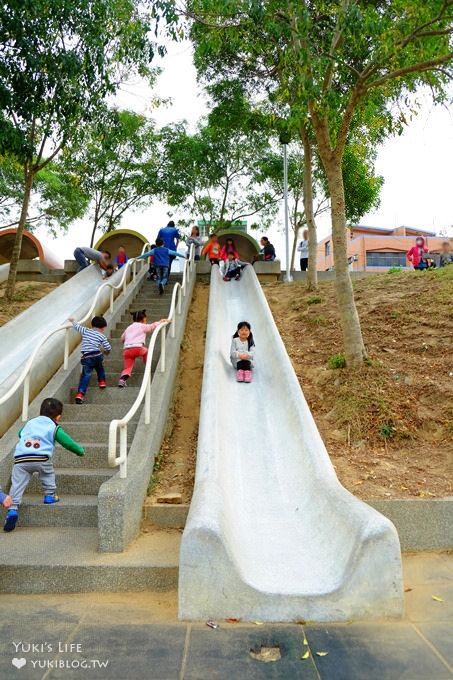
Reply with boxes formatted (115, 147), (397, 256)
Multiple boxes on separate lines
(263, 267), (452, 499)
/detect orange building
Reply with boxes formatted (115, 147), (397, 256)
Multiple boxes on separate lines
(317, 226), (448, 272)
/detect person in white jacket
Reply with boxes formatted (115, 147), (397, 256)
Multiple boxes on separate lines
(230, 321), (255, 383)
(297, 229), (309, 271)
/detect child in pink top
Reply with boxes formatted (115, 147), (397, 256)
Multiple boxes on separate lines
(118, 310), (168, 387)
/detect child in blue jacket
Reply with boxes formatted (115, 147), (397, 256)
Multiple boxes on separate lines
(138, 238), (185, 295)
(4, 397), (84, 533)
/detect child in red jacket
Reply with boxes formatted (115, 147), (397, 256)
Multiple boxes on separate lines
(407, 236), (429, 270)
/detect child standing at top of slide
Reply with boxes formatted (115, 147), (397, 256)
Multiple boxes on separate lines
(219, 237), (239, 261)
(115, 245), (129, 269)
(230, 321), (255, 383)
(69, 316), (111, 404)
(118, 310), (168, 388)
(4, 398), (84, 533)
(202, 233), (221, 265)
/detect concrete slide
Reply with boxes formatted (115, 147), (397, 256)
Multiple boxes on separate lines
(179, 265), (404, 622)
(0, 265), (129, 435)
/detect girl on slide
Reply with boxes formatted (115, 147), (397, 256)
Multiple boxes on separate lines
(230, 321), (255, 383)
(118, 310), (168, 388)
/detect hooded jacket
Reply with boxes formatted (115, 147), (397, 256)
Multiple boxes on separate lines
(407, 237), (428, 268)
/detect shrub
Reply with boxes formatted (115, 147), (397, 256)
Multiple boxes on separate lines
(328, 353), (346, 369)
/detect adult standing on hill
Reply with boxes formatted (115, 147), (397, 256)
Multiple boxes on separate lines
(157, 220), (180, 272)
(297, 229), (309, 271)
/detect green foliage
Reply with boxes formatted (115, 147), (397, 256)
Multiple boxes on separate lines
(380, 424), (395, 440)
(65, 108), (163, 241)
(161, 82), (283, 228)
(387, 267), (402, 274)
(307, 296), (322, 305)
(328, 354), (346, 369)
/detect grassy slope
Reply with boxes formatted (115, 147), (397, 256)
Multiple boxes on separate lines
(263, 267), (453, 499)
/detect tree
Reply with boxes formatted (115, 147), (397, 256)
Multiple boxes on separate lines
(0, 0), (154, 301)
(162, 82), (283, 228)
(64, 109), (164, 246)
(0, 157), (89, 234)
(185, 0), (453, 366)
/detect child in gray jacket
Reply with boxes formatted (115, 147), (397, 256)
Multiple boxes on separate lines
(230, 321), (255, 383)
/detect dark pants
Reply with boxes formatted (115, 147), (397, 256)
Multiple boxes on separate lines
(209, 258), (219, 266)
(78, 354), (105, 394)
(237, 360), (251, 370)
(225, 267), (241, 279)
(300, 258), (308, 271)
(168, 255), (176, 272)
(74, 248), (90, 272)
(155, 266), (169, 286)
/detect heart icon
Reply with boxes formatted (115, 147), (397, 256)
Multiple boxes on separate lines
(12, 658), (27, 669)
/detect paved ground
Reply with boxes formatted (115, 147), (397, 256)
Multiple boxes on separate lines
(0, 551), (451, 680)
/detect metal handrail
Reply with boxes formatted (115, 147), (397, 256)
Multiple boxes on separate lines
(0, 244), (151, 422)
(108, 245), (195, 478)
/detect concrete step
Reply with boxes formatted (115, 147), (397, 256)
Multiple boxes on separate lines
(53, 443), (111, 469)
(27, 468), (114, 495)
(103, 358), (159, 373)
(103, 371), (154, 386)
(69, 386), (140, 403)
(62, 421), (137, 444)
(0, 527), (180, 593)
(62, 404), (140, 421)
(18, 495), (98, 527)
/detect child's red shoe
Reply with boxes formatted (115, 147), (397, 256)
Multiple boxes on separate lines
(236, 369), (244, 382)
(244, 370), (252, 383)
(75, 392), (84, 404)
(98, 380), (107, 389)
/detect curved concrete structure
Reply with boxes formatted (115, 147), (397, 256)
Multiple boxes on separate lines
(0, 262), (9, 284)
(216, 230), (260, 262)
(0, 228), (63, 269)
(0, 265), (129, 436)
(95, 229), (149, 259)
(179, 266), (404, 622)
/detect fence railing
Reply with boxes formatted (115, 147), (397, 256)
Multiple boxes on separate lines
(0, 245), (150, 423)
(108, 245), (195, 478)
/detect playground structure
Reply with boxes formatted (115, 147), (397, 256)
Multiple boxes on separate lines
(0, 229), (404, 618)
(178, 265), (403, 621)
(94, 228), (150, 259)
(0, 228), (63, 269)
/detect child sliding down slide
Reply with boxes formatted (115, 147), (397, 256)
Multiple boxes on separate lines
(118, 310), (168, 388)
(230, 321), (255, 383)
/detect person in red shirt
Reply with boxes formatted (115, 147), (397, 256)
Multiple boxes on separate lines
(220, 237), (239, 261)
(407, 236), (429, 270)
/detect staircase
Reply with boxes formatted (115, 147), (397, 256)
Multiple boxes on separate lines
(0, 273), (183, 593)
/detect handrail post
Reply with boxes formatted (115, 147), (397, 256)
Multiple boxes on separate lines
(145, 376), (151, 425)
(119, 425), (128, 479)
(110, 287), (114, 313)
(22, 374), (30, 422)
(171, 309), (176, 339)
(64, 327), (70, 370)
(161, 326), (166, 372)
(177, 286), (182, 315)
(133, 259), (137, 279)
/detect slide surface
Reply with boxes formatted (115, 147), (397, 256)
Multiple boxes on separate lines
(0, 265), (131, 434)
(179, 266), (404, 622)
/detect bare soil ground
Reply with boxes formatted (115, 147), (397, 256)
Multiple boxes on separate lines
(263, 267), (452, 500)
(152, 267), (452, 503)
(0, 280), (59, 326)
(149, 282), (210, 504)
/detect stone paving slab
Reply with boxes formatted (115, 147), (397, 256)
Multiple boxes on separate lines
(0, 553), (451, 679)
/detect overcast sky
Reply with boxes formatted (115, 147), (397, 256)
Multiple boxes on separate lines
(35, 41), (453, 264)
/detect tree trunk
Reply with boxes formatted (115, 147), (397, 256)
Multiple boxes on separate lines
(325, 157), (367, 367)
(4, 165), (34, 303)
(300, 126), (318, 292)
(290, 227), (298, 272)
